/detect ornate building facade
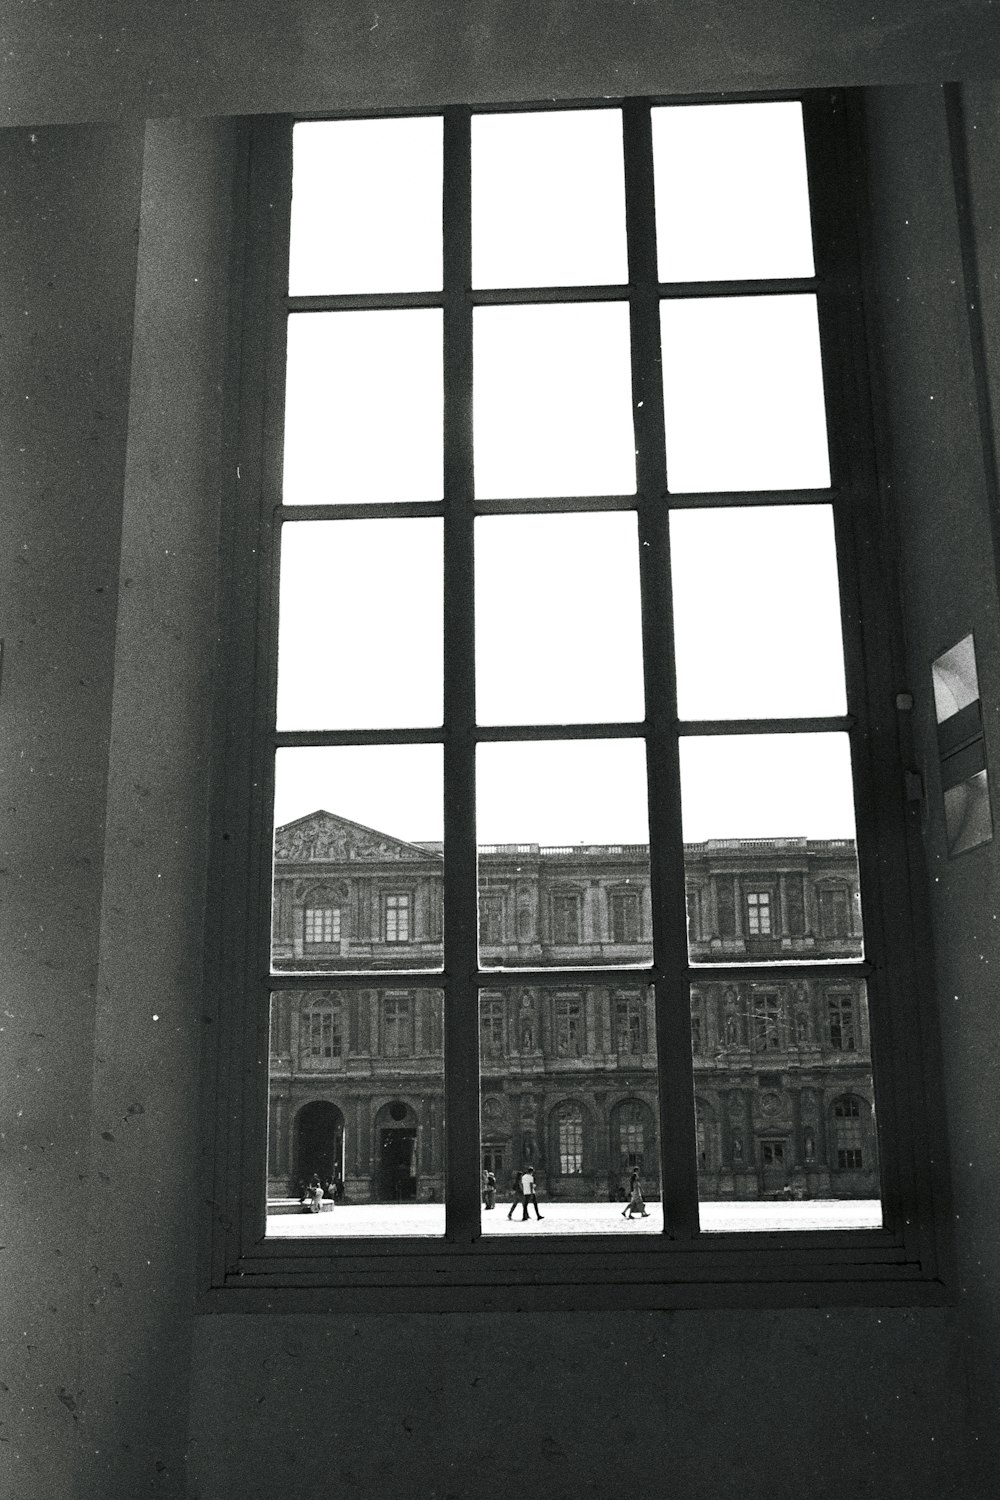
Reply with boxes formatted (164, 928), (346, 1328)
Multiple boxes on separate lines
(267, 812), (879, 1204)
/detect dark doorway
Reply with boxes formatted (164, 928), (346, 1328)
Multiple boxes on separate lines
(295, 1101), (344, 1191)
(760, 1139), (788, 1193)
(379, 1128), (417, 1201)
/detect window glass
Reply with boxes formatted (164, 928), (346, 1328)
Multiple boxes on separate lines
(679, 733), (861, 963)
(289, 117), (443, 295)
(266, 987), (446, 1238)
(476, 739), (652, 968)
(283, 310), (443, 504)
(473, 303), (635, 498)
(271, 745), (443, 974)
(277, 519), (443, 730)
(652, 102), (814, 282)
(475, 513), (644, 726)
(479, 984), (661, 1235)
(472, 109), (628, 288)
(669, 506), (847, 720)
(660, 295), (830, 493)
(693, 980), (881, 1232)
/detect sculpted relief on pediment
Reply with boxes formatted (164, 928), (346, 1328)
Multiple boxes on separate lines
(274, 812), (428, 864)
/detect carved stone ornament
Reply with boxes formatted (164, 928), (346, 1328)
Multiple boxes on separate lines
(757, 1090), (784, 1118)
(274, 811), (431, 863)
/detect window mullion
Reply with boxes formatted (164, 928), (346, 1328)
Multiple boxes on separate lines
(441, 107), (480, 1244)
(623, 100), (700, 1240)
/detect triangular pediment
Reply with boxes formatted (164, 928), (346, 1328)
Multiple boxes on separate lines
(274, 810), (440, 864)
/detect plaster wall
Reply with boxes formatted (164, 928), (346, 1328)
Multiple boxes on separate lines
(0, 123), (143, 1497)
(3, 0), (1000, 129)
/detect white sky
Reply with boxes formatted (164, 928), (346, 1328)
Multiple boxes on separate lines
(275, 106), (853, 850)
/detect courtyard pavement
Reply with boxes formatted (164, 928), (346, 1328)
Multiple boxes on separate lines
(266, 1197), (882, 1239)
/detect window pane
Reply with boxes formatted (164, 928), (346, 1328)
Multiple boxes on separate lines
(473, 303), (635, 499)
(266, 987), (446, 1238)
(472, 109), (628, 288)
(276, 519), (443, 731)
(681, 733), (861, 964)
(653, 102), (814, 282)
(283, 310), (443, 504)
(477, 740), (652, 968)
(670, 506), (847, 720)
(289, 117), (442, 295)
(475, 513), (644, 725)
(692, 979), (881, 1232)
(479, 984), (661, 1236)
(661, 296), (830, 493)
(272, 746), (443, 973)
(931, 633), (979, 722)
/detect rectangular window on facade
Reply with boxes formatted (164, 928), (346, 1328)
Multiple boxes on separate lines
(610, 887), (642, 943)
(745, 890), (772, 936)
(785, 874), (806, 936)
(304, 906), (341, 944)
(819, 885), (851, 938)
(827, 991), (857, 1051)
(383, 993), (414, 1057)
(304, 1002), (342, 1062)
(384, 893), (411, 943)
(552, 893), (581, 946)
(556, 994), (583, 1056)
(716, 877), (736, 939)
(480, 994), (506, 1058)
(479, 891), (504, 945)
(752, 992), (782, 1052)
(222, 91), (938, 1290)
(615, 993), (644, 1055)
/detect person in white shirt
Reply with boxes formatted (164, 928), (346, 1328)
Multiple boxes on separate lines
(508, 1164), (543, 1222)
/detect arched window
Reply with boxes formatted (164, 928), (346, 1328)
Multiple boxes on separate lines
(556, 1103), (584, 1175)
(304, 905), (340, 944)
(617, 1101), (646, 1172)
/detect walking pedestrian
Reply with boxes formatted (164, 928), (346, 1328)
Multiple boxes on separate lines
(483, 1169), (497, 1210)
(515, 1164), (543, 1222)
(621, 1167), (649, 1219)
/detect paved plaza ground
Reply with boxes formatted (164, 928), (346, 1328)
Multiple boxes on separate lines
(266, 1198), (882, 1238)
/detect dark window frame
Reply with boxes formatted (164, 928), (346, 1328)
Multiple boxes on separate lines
(200, 90), (950, 1311)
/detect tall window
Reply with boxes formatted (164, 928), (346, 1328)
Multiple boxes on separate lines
(619, 1102), (646, 1172)
(552, 892), (581, 945)
(610, 887), (641, 943)
(555, 994), (583, 1057)
(752, 992), (783, 1052)
(745, 890), (772, 936)
(615, 992), (644, 1054)
(832, 1095), (865, 1170)
(302, 999), (343, 1064)
(479, 890), (504, 945)
(480, 994), (506, 1058)
(827, 991), (857, 1051)
(210, 92), (942, 1297)
(383, 993), (413, 1057)
(304, 906), (341, 944)
(819, 884), (851, 938)
(384, 894), (411, 943)
(557, 1103), (584, 1174)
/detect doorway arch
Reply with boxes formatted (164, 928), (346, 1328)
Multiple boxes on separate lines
(294, 1100), (345, 1193)
(373, 1099), (419, 1202)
